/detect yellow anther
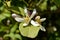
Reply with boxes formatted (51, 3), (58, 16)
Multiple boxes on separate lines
(35, 16), (40, 20)
(36, 19), (41, 23)
(24, 16), (29, 23)
(35, 16), (41, 24)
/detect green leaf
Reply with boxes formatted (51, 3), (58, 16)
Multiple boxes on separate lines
(0, 9), (11, 22)
(50, 5), (57, 11)
(11, 6), (20, 14)
(0, 14), (6, 22)
(2, 9), (11, 17)
(0, 25), (9, 32)
(39, 0), (47, 11)
(9, 33), (15, 39)
(4, 33), (15, 40)
(56, 37), (60, 40)
(0, 6), (4, 11)
(4, 33), (22, 40)
(0, 0), (3, 7)
(4, 34), (10, 38)
(15, 34), (22, 40)
(54, 0), (60, 7)
(18, 7), (25, 16)
(19, 23), (41, 38)
(10, 23), (18, 33)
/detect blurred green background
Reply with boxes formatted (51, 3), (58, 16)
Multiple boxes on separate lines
(0, 0), (60, 40)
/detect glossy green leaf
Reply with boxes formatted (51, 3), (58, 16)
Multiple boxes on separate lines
(0, 25), (9, 32)
(2, 9), (11, 17)
(0, 9), (11, 22)
(0, 14), (6, 22)
(15, 34), (22, 40)
(18, 7), (25, 16)
(0, 6), (4, 11)
(10, 23), (18, 33)
(19, 23), (41, 38)
(4, 33), (22, 40)
(39, 0), (47, 11)
(10, 6), (20, 14)
(4, 33), (15, 40)
(4, 34), (10, 38)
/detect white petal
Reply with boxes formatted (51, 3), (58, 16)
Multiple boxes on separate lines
(24, 7), (28, 13)
(31, 20), (40, 26)
(40, 18), (46, 22)
(30, 9), (37, 18)
(15, 17), (24, 22)
(12, 13), (20, 18)
(24, 7), (29, 17)
(12, 13), (17, 17)
(23, 23), (28, 26)
(32, 9), (36, 14)
(40, 25), (46, 31)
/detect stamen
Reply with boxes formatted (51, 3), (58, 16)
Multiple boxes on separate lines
(35, 16), (41, 23)
(24, 16), (29, 23)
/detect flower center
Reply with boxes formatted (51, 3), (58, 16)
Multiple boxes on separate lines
(35, 16), (41, 24)
(24, 16), (29, 23)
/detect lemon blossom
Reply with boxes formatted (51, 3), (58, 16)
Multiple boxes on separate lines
(31, 16), (46, 31)
(23, 8), (37, 26)
(12, 7), (46, 31)
(12, 7), (37, 26)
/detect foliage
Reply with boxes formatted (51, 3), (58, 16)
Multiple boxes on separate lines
(0, 0), (60, 40)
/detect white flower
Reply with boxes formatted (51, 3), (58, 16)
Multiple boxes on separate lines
(30, 20), (46, 31)
(12, 8), (46, 31)
(12, 8), (37, 26)
(31, 16), (46, 31)
(23, 8), (37, 26)
(31, 20), (46, 31)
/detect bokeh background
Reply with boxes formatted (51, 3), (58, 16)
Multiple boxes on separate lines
(0, 0), (60, 40)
